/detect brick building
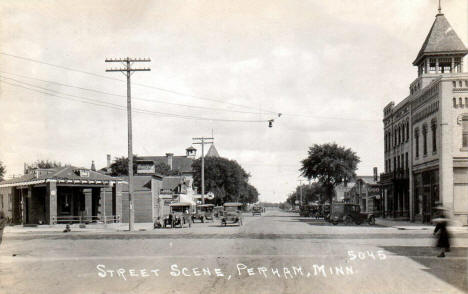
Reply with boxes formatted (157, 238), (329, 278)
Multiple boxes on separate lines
(381, 8), (468, 224)
(0, 166), (123, 225)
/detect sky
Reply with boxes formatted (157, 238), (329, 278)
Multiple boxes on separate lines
(0, 0), (467, 203)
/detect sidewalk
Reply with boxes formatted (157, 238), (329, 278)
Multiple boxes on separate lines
(376, 217), (468, 233)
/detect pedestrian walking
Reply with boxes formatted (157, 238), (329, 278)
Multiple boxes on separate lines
(433, 207), (450, 258)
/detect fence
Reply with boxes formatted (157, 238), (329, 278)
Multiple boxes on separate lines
(51, 215), (120, 224)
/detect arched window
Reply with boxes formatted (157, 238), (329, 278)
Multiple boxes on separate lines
(431, 119), (437, 153)
(454, 98), (457, 107)
(398, 126), (401, 144)
(460, 97), (463, 107)
(422, 124), (428, 155)
(415, 128), (420, 158)
(406, 121), (410, 141)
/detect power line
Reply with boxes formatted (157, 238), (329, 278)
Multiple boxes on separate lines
(0, 78), (270, 123)
(0, 73), (378, 123)
(0, 51), (279, 115)
(0, 71), (271, 116)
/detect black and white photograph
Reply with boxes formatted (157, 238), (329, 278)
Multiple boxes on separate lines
(0, 0), (467, 293)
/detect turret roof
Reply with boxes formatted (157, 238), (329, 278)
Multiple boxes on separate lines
(413, 13), (468, 65)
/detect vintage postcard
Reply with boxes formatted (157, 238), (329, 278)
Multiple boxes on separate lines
(0, 1), (467, 293)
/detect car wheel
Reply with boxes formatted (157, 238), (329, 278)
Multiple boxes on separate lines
(368, 216), (375, 225)
(332, 221), (338, 226)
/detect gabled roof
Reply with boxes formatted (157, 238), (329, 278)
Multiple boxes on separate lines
(136, 156), (194, 173)
(206, 145), (220, 157)
(161, 176), (184, 191)
(413, 13), (468, 65)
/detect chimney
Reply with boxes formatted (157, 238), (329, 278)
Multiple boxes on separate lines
(106, 154), (111, 170)
(166, 153), (174, 170)
(91, 160), (96, 171)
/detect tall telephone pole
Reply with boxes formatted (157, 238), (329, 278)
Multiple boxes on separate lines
(105, 57), (150, 231)
(297, 179), (304, 205)
(192, 136), (214, 204)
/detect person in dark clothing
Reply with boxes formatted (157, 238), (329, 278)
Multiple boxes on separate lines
(433, 210), (450, 258)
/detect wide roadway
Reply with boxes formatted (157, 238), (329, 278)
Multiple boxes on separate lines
(0, 208), (467, 294)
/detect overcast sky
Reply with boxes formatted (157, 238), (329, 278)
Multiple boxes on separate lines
(0, 0), (467, 202)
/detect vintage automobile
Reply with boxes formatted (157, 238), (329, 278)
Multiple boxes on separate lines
(192, 204), (215, 223)
(221, 202), (243, 226)
(213, 206), (223, 218)
(329, 202), (375, 225)
(252, 205), (262, 216)
(163, 202), (192, 228)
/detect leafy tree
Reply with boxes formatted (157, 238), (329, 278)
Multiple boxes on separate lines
(300, 143), (360, 204)
(25, 160), (63, 174)
(192, 157), (258, 205)
(0, 161), (6, 181)
(289, 182), (325, 205)
(153, 162), (181, 176)
(109, 156), (138, 176)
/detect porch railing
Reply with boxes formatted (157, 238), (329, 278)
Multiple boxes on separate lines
(51, 215), (120, 224)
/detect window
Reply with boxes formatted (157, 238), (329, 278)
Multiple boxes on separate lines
(0, 194), (3, 209)
(463, 117), (468, 148)
(422, 125), (428, 155)
(415, 128), (420, 158)
(398, 126), (401, 144)
(454, 98), (457, 108)
(429, 58), (437, 73)
(406, 122), (410, 141)
(465, 98), (468, 107)
(439, 58), (452, 73)
(455, 58), (462, 73)
(453, 81), (457, 88)
(431, 120), (437, 153)
(405, 152), (408, 170)
(460, 98), (463, 108)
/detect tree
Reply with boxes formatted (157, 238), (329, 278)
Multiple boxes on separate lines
(109, 156), (138, 176)
(300, 143), (360, 204)
(192, 157), (258, 205)
(24, 160), (63, 174)
(289, 182), (325, 205)
(153, 162), (181, 176)
(0, 161), (5, 181)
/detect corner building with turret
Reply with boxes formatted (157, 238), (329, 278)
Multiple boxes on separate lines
(380, 8), (468, 225)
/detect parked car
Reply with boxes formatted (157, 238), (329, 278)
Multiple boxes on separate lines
(329, 202), (375, 225)
(221, 202), (243, 226)
(164, 202), (192, 228)
(252, 205), (262, 216)
(192, 204), (215, 223)
(213, 206), (223, 218)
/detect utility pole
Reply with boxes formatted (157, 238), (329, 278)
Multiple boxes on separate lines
(105, 57), (150, 231)
(192, 136), (214, 204)
(297, 179), (304, 205)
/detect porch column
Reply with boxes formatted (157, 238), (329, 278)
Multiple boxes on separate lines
(46, 181), (57, 224)
(113, 182), (123, 222)
(21, 188), (27, 224)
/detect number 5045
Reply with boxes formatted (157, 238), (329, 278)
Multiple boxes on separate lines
(347, 250), (387, 261)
